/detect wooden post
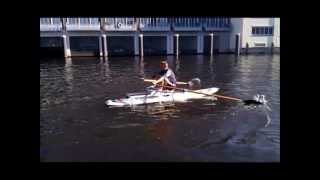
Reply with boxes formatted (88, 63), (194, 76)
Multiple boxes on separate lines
(139, 34), (144, 57)
(62, 34), (71, 57)
(102, 34), (108, 57)
(210, 33), (214, 56)
(235, 33), (241, 56)
(175, 34), (179, 56)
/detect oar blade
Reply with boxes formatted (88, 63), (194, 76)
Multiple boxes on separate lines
(243, 100), (264, 105)
(243, 94), (267, 105)
(188, 78), (202, 90)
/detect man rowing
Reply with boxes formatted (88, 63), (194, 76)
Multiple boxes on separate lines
(152, 61), (177, 91)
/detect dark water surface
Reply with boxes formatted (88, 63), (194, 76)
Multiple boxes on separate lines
(40, 54), (280, 162)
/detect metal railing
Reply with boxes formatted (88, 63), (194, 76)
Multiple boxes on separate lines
(66, 18), (100, 31)
(203, 18), (230, 31)
(139, 18), (171, 31)
(40, 17), (231, 32)
(102, 18), (137, 31)
(40, 18), (62, 31)
(171, 17), (202, 31)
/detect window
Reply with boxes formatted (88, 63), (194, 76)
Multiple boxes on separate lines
(252, 27), (256, 34)
(252, 26), (274, 36)
(269, 27), (273, 35)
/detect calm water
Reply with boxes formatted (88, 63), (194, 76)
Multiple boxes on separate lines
(40, 54), (280, 162)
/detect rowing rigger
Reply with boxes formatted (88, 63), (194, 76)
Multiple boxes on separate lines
(142, 78), (267, 105)
(105, 78), (267, 107)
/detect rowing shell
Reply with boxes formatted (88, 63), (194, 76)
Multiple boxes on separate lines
(106, 87), (219, 107)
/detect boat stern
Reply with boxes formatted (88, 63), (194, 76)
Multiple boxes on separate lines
(105, 99), (126, 106)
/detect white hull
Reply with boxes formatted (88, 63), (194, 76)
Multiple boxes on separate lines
(106, 87), (219, 107)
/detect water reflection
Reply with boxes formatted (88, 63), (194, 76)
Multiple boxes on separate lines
(175, 56), (180, 73)
(40, 54), (279, 162)
(103, 58), (111, 82)
(64, 57), (73, 93)
(166, 56), (174, 67)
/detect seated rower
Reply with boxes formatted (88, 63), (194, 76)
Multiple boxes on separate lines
(152, 61), (177, 91)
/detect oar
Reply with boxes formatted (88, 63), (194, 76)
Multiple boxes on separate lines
(153, 84), (265, 105)
(141, 78), (188, 85)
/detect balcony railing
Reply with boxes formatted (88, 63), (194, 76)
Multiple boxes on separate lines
(40, 18), (62, 31)
(171, 18), (202, 31)
(102, 18), (137, 31)
(40, 17), (231, 32)
(66, 18), (100, 31)
(139, 18), (171, 31)
(203, 18), (230, 31)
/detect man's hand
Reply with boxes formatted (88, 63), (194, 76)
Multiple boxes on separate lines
(153, 76), (164, 85)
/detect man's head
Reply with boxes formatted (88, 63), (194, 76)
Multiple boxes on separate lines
(160, 61), (169, 70)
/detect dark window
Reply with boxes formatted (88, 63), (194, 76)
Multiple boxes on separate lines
(270, 27), (274, 35)
(256, 27), (260, 34)
(252, 27), (256, 34)
(252, 26), (274, 36)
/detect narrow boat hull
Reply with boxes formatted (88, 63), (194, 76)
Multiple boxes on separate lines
(106, 87), (219, 107)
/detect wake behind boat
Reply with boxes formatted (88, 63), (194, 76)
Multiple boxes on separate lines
(106, 86), (219, 107)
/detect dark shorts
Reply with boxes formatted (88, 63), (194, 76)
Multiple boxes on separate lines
(163, 84), (176, 90)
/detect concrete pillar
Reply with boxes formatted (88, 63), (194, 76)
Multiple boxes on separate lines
(139, 34), (144, 57)
(235, 33), (240, 56)
(102, 34), (108, 57)
(166, 33), (174, 55)
(175, 34), (179, 56)
(210, 33), (214, 56)
(245, 42), (249, 55)
(197, 33), (203, 54)
(99, 36), (103, 57)
(134, 33), (139, 56)
(62, 34), (71, 57)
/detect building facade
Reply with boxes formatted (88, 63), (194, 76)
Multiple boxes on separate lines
(230, 18), (280, 54)
(40, 17), (280, 57)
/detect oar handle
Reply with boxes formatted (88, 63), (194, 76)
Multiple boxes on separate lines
(211, 94), (242, 101)
(142, 78), (188, 85)
(154, 83), (262, 105)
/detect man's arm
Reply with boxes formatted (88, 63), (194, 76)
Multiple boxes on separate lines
(153, 76), (165, 84)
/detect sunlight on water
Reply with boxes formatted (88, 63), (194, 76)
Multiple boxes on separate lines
(40, 55), (280, 162)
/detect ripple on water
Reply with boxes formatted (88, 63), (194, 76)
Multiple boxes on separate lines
(40, 55), (279, 162)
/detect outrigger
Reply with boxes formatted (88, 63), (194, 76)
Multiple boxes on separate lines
(106, 78), (267, 107)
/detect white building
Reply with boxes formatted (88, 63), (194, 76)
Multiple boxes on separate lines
(40, 17), (280, 57)
(230, 18), (280, 53)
